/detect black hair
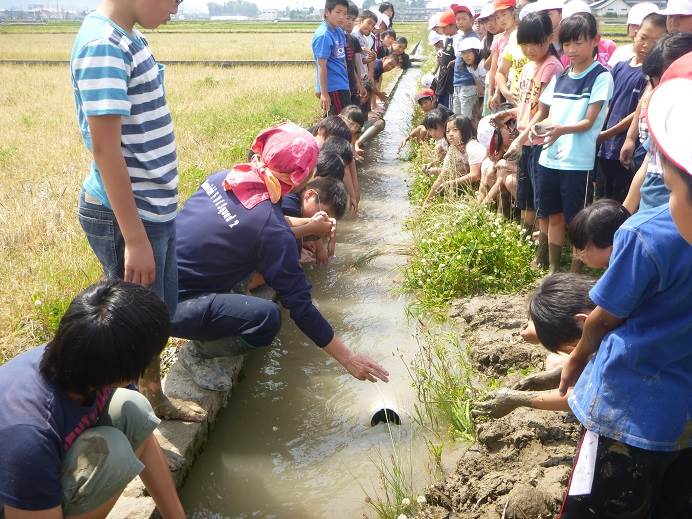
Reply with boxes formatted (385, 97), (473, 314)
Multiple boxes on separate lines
(528, 273), (596, 352)
(447, 114), (476, 144)
(347, 0), (359, 18)
(378, 1), (394, 21)
(396, 36), (408, 47)
(325, 0), (348, 12)
(481, 31), (494, 61)
(399, 53), (411, 70)
(517, 11), (551, 45)
(381, 29), (397, 40)
(361, 10), (378, 24)
(642, 42), (663, 83)
(321, 136), (354, 165)
(457, 48), (481, 69)
(340, 104), (366, 126)
(316, 152), (345, 181)
(660, 153), (692, 202)
(569, 199), (630, 250)
(423, 107), (450, 130)
(641, 12), (667, 31)
(658, 32), (692, 72)
(304, 176), (348, 219)
(40, 279), (170, 397)
(559, 12), (598, 46)
(315, 115), (352, 141)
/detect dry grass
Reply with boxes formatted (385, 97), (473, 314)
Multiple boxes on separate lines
(0, 62), (319, 362)
(0, 32), (314, 60)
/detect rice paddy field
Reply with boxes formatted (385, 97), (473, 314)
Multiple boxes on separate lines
(0, 20), (423, 363)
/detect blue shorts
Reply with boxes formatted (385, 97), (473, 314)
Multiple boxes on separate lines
(534, 165), (593, 224)
(516, 145), (536, 211)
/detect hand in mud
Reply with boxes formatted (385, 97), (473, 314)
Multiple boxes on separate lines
(512, 366), (562, 391)
(472, 389), (527, 419)
(558, 353), (589, 396)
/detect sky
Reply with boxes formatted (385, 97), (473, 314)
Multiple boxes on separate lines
(0, 0), (335, 14)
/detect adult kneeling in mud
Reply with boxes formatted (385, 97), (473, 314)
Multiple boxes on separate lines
(0, 280), (185, 519)
(172, 123), (389, 391)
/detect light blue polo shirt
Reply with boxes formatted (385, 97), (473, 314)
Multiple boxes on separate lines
(569, 206), (692, 451)
(538, 61), (613, 171)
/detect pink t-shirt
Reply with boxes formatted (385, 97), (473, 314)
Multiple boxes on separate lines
(516, 55), (564, 144)
(560, 38), (617, 70)
(491, 32), (510, 58)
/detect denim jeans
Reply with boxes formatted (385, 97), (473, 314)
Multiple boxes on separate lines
(171, 292), (281, 347)
(77, 190), (178, 315)
(453, 85), (477, 119)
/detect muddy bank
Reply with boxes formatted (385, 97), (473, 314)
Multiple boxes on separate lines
(425, 293), (580, 519)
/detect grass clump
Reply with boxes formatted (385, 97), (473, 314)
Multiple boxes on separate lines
(403, 201), (540, 317)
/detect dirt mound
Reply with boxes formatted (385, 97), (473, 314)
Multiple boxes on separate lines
(422, 293), (579, 519)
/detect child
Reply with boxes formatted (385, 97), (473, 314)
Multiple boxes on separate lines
(531, 12), (613, 274)
(367, 54), (399, 109)
(0, 280), (185, 518)
(318, 136), (357, 209)
(343, 2), (367, 106)
(379, 28), (396, 57)
(310, 114), (353, 145)
(559, 0), (617, 68)
(435, 11), (459, 110)
(473, 273), (596, 419)
(423, 115), (487, 205)
(379, 1), (395, 27)
(568, 199), (630, 269)
(505, 10), (563, 262)
(70, 0), (199, 421)
(478, 4), (499, 116)
(173, 123), (389, 390)
(660, 0), (692, 33)
(399, 89), (440, 150)
(421, 107), (454, 173)
(596, 13), (666, 203)
(607, 2), (658, 67)
(312, 0), (350, 115)
(452, 37), (485, 119)
(391, 36), (408, 56)
(452, 2), (478, 39)
(488, 0), (517, 111)
(352, 10), (379, 113)
(556, 63), (692, 516)
(494, 8), (528, 108)
(478, 108), (519, 210)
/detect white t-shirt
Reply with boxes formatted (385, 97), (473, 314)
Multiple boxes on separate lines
(465, 139), (487, 165)
(352, 28), (374, 80)
(608, 43), (633, 68)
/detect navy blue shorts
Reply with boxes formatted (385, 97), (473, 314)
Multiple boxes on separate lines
(534, 164), (593, 224)
(516, 145), (536, 211)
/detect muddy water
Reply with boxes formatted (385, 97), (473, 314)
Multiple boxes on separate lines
(180, 68), (429, 519)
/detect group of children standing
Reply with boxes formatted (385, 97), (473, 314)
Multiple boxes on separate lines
(409, 1), (692, 516)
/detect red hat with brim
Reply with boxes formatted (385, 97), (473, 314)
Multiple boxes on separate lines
(439, 11), (457, 26)
(451, 3), (475, 17)
(415, 88), (436, 102)
(494, 0), (516, 13)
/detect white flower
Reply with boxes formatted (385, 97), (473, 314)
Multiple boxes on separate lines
(397, 515), (408, 519)
(416, 495), (427, 505)
(401, 497), (411, 506)
(34, 300), (43, 306)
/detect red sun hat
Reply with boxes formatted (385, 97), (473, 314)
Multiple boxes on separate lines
(647, 52), (692, 176)
(451, 3), (475, 17)
(494, 0), (517, 12)
(438, 10), (457, 26)
(415, 88), (436, 102)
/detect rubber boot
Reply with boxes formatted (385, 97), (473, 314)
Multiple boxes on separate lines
(533, 232), (549, 269)
(570, 258), (584, 274)
(179, 337), (252, 392)
(548, 243), (562, 275)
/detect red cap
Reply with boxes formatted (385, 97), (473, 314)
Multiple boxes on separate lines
(494, 0), (516, 12)
(415, 88), (436, 102)
(439, 11), (457, 26)
(451, 3), (474, 17)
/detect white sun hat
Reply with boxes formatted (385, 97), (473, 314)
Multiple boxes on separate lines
(478, 3), (495, 20)
(428, 31), (445, 46)
(477, 116), (495, 150)
(428, 12), (442, 30)
(456, 36), (483, 52)
(627, 2), (659, 25)
(562, 0), (591, 19)
(658, 0), (692, 16)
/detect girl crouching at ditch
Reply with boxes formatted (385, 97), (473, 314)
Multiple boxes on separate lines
(0, 280), (186, 519)
(423, 115), (487, 207)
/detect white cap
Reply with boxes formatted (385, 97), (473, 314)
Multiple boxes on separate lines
(421, 72), (436, 88)
(627, 2), (658, 25)
(658, 0), (692, 16)
(428, 31), (445, 46)
(519, 2), (540, 20)
(428, 13), (442, 30)
(536, 0), (565, 12)
(477, 116), (495, 150)
(562, 0), (591, 19)
(456, 36), (483, 52)
(478, 3), (495, 19)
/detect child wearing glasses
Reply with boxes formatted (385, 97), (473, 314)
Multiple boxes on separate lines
(70, 0), (199, 421)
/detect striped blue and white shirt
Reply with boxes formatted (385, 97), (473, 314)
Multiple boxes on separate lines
(70, 12), (178, 222)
